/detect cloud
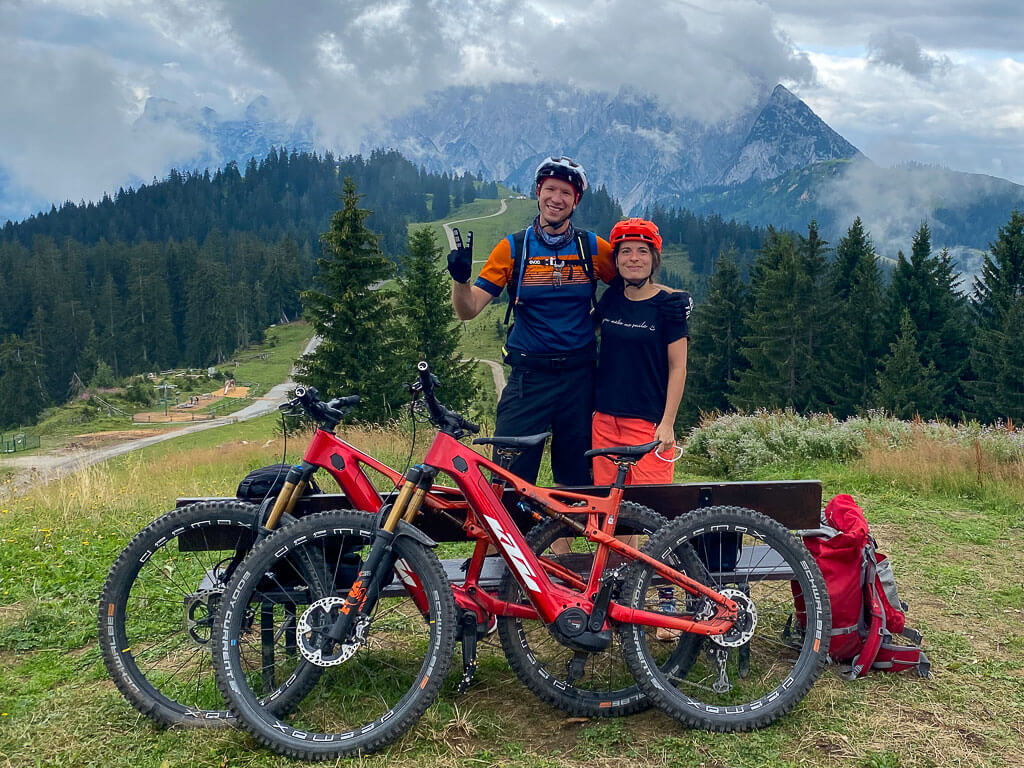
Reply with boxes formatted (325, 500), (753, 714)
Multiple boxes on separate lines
(1, 0), (815, 215)
(769, 1), (1024, 55)
(792, 49), (1024, 185)
(208, 0), (815, 146)
(867, 29), (951, 79)
(0, 31), (207, 221)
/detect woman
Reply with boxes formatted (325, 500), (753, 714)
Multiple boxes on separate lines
(591, 218), (691, 486)
(592, 218), (691, 639)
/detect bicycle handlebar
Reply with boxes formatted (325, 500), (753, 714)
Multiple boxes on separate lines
(415, 361), (480, 436)
(282, 386), (359, 428)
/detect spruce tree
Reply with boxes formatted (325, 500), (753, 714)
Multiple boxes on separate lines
(826, 218), (885, 416)
(682, 250), (749, 422)
(0, 334), (49, 427)
(886, 222), (970, 417)
(968, 209), (1024, 421)
(297, 178), (406, 423)
(730, 223), (830, 412)
(395, 227), (476, 409)
(875, 310), (942, 419)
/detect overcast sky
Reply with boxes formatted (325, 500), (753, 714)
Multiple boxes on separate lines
(2, 0), (1023, 221)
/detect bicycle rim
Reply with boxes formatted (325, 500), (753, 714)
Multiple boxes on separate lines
(213, 511), (457, 760)
(619, 506), (830, 731)
(98, 501), (262, 726)
(498, 501), (695, 716)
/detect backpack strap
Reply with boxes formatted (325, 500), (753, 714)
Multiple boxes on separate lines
(873, 632), (931, 677)
(575, 230), (598, 313)
(503, 228), (597, 326)
(504, 229), (528, 326)
(843, 544), (885, 679)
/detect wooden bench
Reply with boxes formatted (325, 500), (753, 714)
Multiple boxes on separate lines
(177, 479), (816, 594)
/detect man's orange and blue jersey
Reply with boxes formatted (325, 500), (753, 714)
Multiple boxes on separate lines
(475, 229), (615, 353)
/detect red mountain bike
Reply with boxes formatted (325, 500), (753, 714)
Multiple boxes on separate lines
(211, 362), (830, 760)
(98, 384), (656, 727)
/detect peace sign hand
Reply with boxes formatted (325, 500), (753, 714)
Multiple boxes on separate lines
(447, 227), (474, 283)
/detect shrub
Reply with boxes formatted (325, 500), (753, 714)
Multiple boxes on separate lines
(684, 410), (1023, 479)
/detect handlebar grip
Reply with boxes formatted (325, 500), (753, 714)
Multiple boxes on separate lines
(416, 361), (434, 394)
(329, 395), (360, 409)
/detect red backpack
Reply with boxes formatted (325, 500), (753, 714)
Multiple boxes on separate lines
(794, 494), (930, 679)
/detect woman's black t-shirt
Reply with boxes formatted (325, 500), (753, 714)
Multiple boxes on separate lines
(594, 283), (688, 424)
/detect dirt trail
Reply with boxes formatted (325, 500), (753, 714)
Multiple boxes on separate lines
(0, 337), (320, 497)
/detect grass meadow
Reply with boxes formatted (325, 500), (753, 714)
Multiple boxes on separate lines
(1, 409), (1021, 767)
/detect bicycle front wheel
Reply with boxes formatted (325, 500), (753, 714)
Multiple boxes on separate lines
(212, 511), (457, 761)
(619, 505), (830, 731)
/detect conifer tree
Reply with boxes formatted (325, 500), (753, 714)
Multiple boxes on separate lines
(826, 218), (885, 416)
(0, 334), (48, 427)
(968, 209), (1024, 421)
(730, 223), (830, 412)
(682, 250), (749, 422)
(886, 222), (970, 417)
(297, 178), (406, 423)
(875, 310), (941, 419)
(395, 227), (476, 409)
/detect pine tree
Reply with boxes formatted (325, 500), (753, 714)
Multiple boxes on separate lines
(875, 310), (942, 419)
(826, 218), (885, 416)
(683, 250), (749, 422)
(395, 227), (476, 409)
(297, 178), (406, 423)
(0, 334), (49, 427)
(886, 222), (970, 417)
(730, 223), (831, 412)
(968, 209), (1024, 421)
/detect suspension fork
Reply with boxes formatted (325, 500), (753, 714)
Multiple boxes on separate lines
(263, 462), (317, 530)
(324, 464), (437, 645)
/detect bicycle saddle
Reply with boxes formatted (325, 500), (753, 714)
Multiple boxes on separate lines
(472, 432), (551, 450)
(584, 440), (661, 460)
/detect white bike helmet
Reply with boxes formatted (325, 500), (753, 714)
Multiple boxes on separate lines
(534, 156), (589, 199)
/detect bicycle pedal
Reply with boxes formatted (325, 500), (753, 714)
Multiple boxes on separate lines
(565, 652), (587, 686)
(457, 660), (478, 694)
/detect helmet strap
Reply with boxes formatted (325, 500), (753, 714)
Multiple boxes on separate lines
(536, 198), (574, 232)
(623, 275), (651, 289)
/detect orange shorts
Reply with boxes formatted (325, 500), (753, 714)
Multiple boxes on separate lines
(591, 411), (674, 486)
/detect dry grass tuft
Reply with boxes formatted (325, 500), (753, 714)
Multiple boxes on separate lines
(856, 430), (1024, 502)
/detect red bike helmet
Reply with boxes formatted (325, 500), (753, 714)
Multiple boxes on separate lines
(609, 218), (663, 252)
(534, 156), (588, 201)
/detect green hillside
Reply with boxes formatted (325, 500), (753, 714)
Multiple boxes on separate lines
(1, 411), (1021, 766)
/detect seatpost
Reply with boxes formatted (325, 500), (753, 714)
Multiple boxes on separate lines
(613, 461), (632, 488)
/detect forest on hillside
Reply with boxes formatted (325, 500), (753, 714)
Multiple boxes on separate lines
(0, 147), (764, 428)
(3, 145), (1017, 429)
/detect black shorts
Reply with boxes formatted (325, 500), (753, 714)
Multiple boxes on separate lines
(493, 362), (594, 486)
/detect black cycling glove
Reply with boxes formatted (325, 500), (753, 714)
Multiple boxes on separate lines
(446, 227), (473, 284)
(662, 290), (694, 322)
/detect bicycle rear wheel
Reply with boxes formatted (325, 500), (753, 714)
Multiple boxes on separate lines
(98, 500), (315, 727)
(212, 511), (457, 760)
(619, 506), (830, 731)
(498, 501), (700, 716)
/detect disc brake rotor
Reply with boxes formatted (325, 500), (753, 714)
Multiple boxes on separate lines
(296, 597), (368, 667)
(183, 586), (222, 647)
(708, 588), (758, 648)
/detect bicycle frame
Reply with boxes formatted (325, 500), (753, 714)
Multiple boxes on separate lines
(412, 430), (740, 636)
(264, 427), (470, 526)
(268, 418), (737, 636)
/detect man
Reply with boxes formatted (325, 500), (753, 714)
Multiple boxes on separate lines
(447, 156), (615, 485)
